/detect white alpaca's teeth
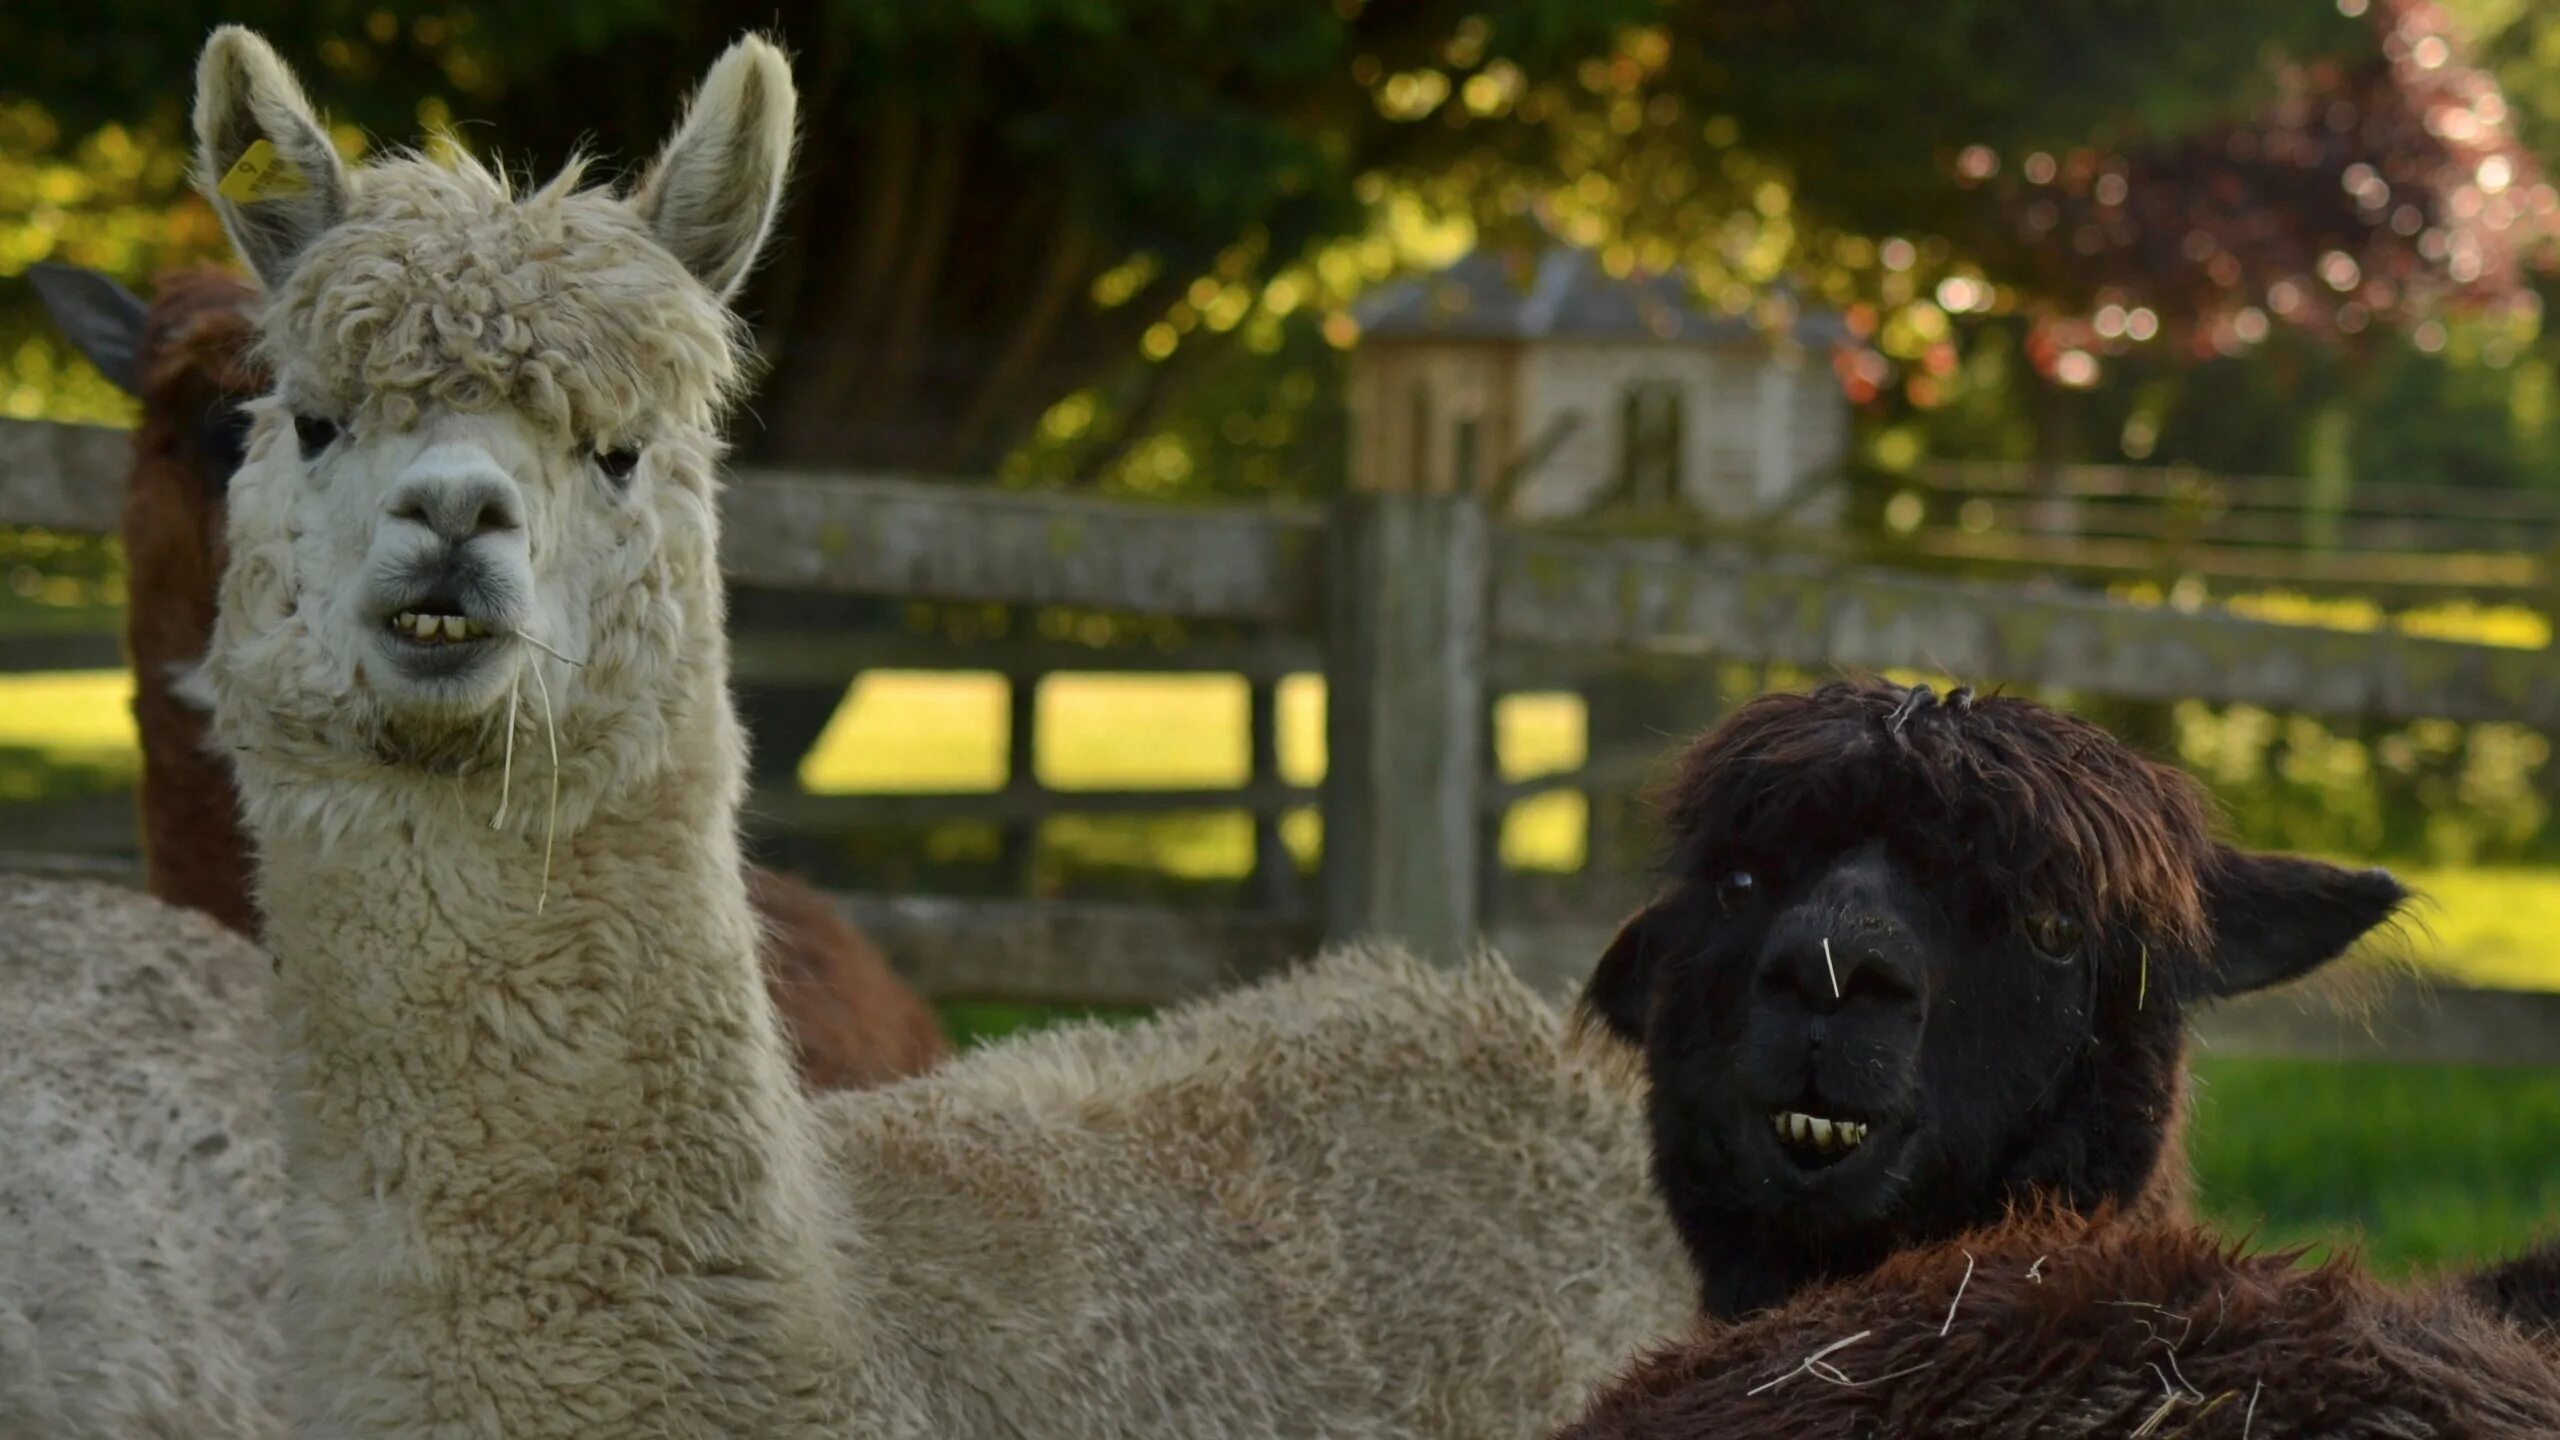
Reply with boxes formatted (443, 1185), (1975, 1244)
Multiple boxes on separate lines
(388, 612), (485, 644)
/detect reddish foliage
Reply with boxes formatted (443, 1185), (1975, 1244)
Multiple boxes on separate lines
(1975, 1), (2556, 377)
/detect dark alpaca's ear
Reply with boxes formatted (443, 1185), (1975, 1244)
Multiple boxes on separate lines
(1578, 901), (1677, 1045)
(2193, 846), (2407, 999)
(28, 264), (149, 396)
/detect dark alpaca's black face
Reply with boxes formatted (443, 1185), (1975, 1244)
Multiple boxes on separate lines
(1583, 680), (2409, 1321)
(1634, 838), (2102, 1248)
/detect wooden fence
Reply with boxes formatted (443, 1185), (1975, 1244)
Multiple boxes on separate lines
(6, 416), (2560, 1061)
(1898, 460), (2560, 606)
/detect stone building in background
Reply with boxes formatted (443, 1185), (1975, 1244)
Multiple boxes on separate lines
(1348, 246), (1852, 525)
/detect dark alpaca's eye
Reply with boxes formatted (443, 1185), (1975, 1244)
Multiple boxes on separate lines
(1716, 870), (1757, 914)
(293, 414), (339, 459)
(594, 445), (643, 486)
(2027, 913), (2082, 962)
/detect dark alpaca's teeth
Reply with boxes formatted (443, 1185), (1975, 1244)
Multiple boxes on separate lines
(1771, 1110), (1870, 1154)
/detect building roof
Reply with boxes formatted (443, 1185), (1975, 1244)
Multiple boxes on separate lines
(1353, 247), (1850, 348)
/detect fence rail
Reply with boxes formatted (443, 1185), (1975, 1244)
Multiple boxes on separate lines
(1919, 460), (2560, 524)
(9, 418), (2552, 728)
(1904, 460), (2560, 604)
(6, 416), (2559, 1062)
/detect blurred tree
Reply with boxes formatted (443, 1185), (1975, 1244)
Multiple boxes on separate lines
(0, 0), (2483, 480)
(2456, 0), (2560, 170)
(1797, 0), (2556, 534)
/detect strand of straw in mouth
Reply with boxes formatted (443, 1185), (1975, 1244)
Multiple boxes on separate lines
(488, 630), (585, 913)
(492, 680), (520, 828)
(528, 659), (561, 913)
(515, 630), (588, 669)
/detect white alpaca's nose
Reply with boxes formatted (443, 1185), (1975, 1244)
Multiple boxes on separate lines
(385, 449), (524, 548)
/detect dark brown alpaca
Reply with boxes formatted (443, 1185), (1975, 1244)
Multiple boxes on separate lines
(1558, 679), (2560, 1436)
(31, 261), (946, 1091)
(1557, 1209), (2560, 1439)
(1577, 679), (2407, 1320)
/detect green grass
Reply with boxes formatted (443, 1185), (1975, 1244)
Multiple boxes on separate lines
(2189, 1056), (2560, 1277)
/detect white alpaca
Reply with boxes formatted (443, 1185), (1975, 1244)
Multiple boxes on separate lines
(0, 877), (283, 1439)
(195, 26), (1687, 1440)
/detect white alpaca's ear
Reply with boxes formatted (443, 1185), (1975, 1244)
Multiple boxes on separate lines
(629, 34), (798, 303)
(192, 27), (351, 291)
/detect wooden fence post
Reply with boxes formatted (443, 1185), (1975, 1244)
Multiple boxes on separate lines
(1000, 673), (1042, 893)
(1246, 675), (1302, 913)
(1477, 692), (1505, 932)
(1321, 491), (1489, 963)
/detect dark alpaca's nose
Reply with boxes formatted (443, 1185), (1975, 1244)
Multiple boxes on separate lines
(1757, 925), (1919, 1014)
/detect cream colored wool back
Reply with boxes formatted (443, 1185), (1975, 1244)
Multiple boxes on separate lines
(832, 946), (1688, 1435)
(0, 877), (284, 1440)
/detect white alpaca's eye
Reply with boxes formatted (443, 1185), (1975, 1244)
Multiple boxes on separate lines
(594, 445), (643, 488)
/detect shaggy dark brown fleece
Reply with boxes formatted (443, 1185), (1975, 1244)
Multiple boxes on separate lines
(64, 265), (948, 1092)
(1652, 678), (2218, 959)
(1558, 1210), (2560, 1439)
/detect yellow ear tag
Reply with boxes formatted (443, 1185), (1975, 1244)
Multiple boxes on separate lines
(217, 139), (309, 204)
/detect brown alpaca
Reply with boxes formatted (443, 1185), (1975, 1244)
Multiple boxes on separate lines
(1555, 1210), (2560, 1439)
(1578, 678), (2408, 1321)
(30, 261), (946, 1091)
(745, 863), (945, 1087)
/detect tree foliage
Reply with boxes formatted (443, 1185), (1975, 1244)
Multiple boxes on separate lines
(0, 0), (2546, 480)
